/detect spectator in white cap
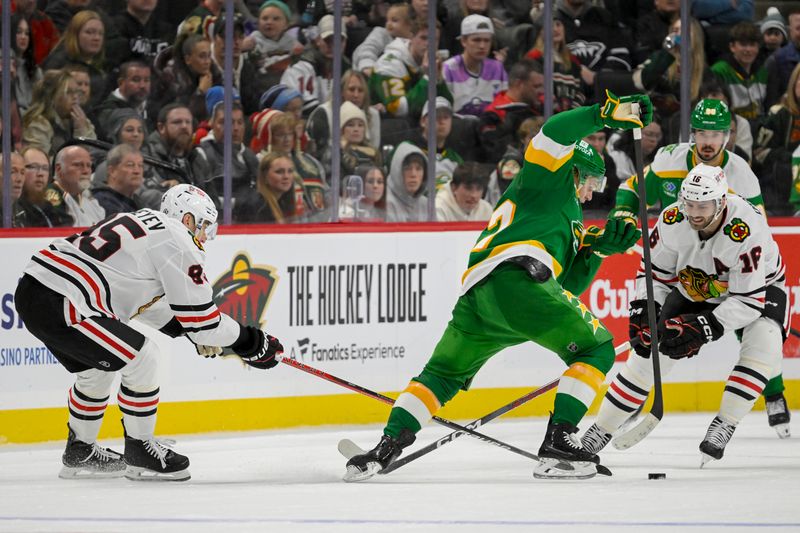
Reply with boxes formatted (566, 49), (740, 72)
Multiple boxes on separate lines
(442, 14), (509, 117)
(760, 7), (788, 53)
(403, 96), (464, 189)
(280, 14), (350, 116)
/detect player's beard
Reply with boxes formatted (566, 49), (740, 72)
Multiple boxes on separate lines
(696, 143), (722, 163)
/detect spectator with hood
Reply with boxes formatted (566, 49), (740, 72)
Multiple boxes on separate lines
(387, 142), (428, 222)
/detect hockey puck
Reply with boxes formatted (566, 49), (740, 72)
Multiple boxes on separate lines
(648, 472), (666, 480)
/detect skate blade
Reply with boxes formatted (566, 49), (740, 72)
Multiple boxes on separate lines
(699, 453), (716, 468)
(773, 423), (791, 439)
(343, 462), (381, 483)
(58, 466), (125, 479)
(124, 465), (191, 482)
(534, 457), (597, 480)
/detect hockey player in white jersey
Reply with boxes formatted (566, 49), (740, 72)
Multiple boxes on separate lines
(612, 98), (791, 433)
(14, 184), (284, 481)
(581, 164), (790, 465)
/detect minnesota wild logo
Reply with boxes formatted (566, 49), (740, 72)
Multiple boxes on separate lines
(723, 217), (750, 242)
(662, 206), (684, 225)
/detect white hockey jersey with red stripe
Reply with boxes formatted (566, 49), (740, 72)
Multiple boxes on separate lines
(23, 209), (241, 347)
(637, 194), (784, 331)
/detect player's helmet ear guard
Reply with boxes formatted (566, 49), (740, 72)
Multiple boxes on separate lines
(161, 184), (219, 240)
(572, 140), (607, 193)
(679, 163), (728, 218)
(690, 98), (731, 146)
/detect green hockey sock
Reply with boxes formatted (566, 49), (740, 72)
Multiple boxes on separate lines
(763, 374), (785, 398)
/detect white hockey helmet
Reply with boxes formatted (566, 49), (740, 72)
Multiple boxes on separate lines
(679, 163), (728, 217)
(161, 184), (219, 240)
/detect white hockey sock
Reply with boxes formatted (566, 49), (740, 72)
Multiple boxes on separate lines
(68, 369), (116, 443)
(118, 384), (159, 439)
(67, 385), (109, 444)
(118, 339), (160, 440)
(595, 368), (651, 433)
(719, 363), (769, 425)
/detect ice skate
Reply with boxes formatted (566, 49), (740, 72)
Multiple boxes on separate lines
(343, 429), (415, 482)
(581, 423), (613, 455)
(534, 417), (598, 480)
(766, 393), (791, 439)
(699, 416), (736, 467)
(59, 425), (125, 479)
(124, 432), (190, 482)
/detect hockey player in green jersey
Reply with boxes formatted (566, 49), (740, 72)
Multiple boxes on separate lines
(612, 98), (764, 221)
(611, 98), (789, 433)
(344, 91), (653, 481)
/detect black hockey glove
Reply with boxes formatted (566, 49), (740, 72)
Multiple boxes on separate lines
(233, 327), (284, 369)
(629, 300), (660, 357)
(658, 311), (723, 359)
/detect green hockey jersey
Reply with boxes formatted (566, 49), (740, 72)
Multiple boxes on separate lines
(612, 142), (764, 220)
(461, 105), (604, 296)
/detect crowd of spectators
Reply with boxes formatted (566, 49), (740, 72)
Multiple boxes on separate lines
(2, 0), (800, 228)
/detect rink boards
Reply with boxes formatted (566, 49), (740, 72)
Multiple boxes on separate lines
(1, 221), (799, 444)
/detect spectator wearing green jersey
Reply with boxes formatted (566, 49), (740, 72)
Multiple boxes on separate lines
(369, 15), (452, 119)
(711, 22), (768, 121)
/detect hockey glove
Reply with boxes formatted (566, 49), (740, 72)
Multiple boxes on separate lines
(233, 327), (284, 370)
(658, 311), (724, 359)
(629, 300), (661, 357)
(600, 90), (653, 130)
(195, 344), (223, 358)
(580, 219), (640, 258)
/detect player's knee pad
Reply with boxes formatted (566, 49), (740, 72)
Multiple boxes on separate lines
(74, 368), (116, 399)
(740, 318), (783, 374)
(119, 339), (160, 392)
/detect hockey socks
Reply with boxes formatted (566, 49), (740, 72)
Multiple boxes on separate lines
(118, 385), (159, 439)
(67, 385), (108, 444)
(552, 362), (605, 426)
(762, 374), (785, 398)
(385, 374), (460, 438)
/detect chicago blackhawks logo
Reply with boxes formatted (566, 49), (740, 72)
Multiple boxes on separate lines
(723, 218), (750, 242)
(211, 253), (278, 328)
(662, 206), (684, 225)
(678, 265), (728, 302)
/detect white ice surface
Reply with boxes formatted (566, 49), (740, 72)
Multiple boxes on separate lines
(0, 412), (797, 533)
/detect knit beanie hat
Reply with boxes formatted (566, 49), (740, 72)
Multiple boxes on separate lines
(339, 101), (367, 130)
(259, 84), (302, 111)
(205, 85), (241, 117)
(760, 7), (788, 41)
(259, 0), (291, 21)
(250, 108), (285, 153)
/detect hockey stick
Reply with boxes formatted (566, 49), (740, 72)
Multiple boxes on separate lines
(277, 355), (544, 463)
(612, 104), (664, 450)
(378, 341), (631, 475)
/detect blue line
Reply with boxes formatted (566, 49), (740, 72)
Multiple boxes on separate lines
(1, 517), (798, 528)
